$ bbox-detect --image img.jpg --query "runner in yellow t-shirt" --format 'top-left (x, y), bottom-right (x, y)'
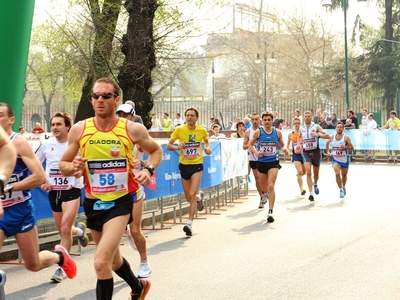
top-left (167, 107), bottom-right (212, 236)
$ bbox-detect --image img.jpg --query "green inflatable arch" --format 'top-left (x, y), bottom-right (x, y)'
top-left (0, 1), bottom-right (35, 131)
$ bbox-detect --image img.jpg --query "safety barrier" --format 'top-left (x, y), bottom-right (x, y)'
top-left (5, 127), bottom-right (398, 257)
top-left (2, 138), bottom-right (249, 259)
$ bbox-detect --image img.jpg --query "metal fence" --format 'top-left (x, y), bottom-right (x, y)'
top-left (20, 94), bottom-right (387, 131)
top-left (151, 95), bottom-right (386, 128)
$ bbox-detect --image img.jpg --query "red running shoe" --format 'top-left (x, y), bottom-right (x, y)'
top-left (130, 279), bottom-right (151, 300)
top-left (54, 244), bottom-right (77, 279)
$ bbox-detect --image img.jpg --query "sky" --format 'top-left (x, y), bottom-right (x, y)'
top-left (32, 0), bottom-right (382, 53)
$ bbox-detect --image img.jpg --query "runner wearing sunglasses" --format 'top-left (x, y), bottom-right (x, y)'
top-left (59, 77), bottom-right (162, 300)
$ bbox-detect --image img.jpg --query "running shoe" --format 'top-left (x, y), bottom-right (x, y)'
top-left (343, 187), bottom-right (346, 196)
top-left (131, 279), bottom-right (151, 300)
top-left (261, 192), bottom-right (268, 204)
top-left (0, 270), bottom-right (6, 300)
top-left (247, 175), bottom-right (252, 183)
top-left (51, 267), bottom-right (64, 283)
top-left (137, 261), bottom-right (152, 278)
top-left (267, 211), bottom-right (274, 223)
top-left (183, 224), bottom-right (192, 237)
top-left (313, 183), bottom-right (319, 195)
top-left (308, 194), bottom-right (314, 202)
top-left (77, 222), bottom-right (89, 247)
top-left (196, 191), bottom-right (204, 211)
top-left (300, 188), bottom-right (306, 196)
top-left (54, 244), bottom-right (77, 279)
top-left (340, 189), bottom-right (345, 198)
top-left (258, 198), bottom-right (265, 209)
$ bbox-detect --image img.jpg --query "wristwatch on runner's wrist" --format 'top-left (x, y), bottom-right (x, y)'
top-left (143, 165), bottom-right (155, 176)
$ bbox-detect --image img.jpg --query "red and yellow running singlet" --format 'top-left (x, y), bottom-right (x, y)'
top-left (79, 117), bottom-right (139, 201)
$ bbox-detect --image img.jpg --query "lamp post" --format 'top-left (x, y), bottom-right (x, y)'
top-left (263, 45), bottom-right (267, 112)
top-left (212, 60), bottom-right (215, 116)
top-left (256, 42), bottom-right (267, 112)
top-left (322, 0), bottom-right (356, 111)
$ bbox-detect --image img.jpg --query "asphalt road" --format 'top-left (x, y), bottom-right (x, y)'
top-left (2, 160), bottom-right (400, 300)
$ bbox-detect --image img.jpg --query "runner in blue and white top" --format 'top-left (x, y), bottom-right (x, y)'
top-left (0, 103), bottom-right (78, 295)
top-left (325, 121), bottom-right (354, 199)
top-left (249, 111), bottom-right (289, 223)
top-left (299, 111), bottom-right (330, 201)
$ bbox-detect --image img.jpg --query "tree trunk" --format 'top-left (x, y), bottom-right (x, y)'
top-left (118, 0), bottom-right (159, 129)
top-left (74, 0), bottom-right (122, 123)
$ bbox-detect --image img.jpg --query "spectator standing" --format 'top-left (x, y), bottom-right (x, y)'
top-left (32, 122), bottom-right (44, 133)
top-left (318, 115), bottom-right (326, 128)
top-left (348, 109), bottom-right (358, 129)
top-left (330, 113), bottom-right (339, 127)
top-left (272, 112), bottom-right (282, 129)
top-left (360, 108), bottom-right (369, 130)
top-left (313, 109), bottom-right (322, 124)
top-left (173, 112), bottom-right (184, 127)
top-left (149, 113), bottom-right (161, 131)
top-left (230, 121), bottom-right (245, 138)
top-left (293, 109), bottom-right (303, 125)
top-left (125, 100), bottom-right (143, 124)
top-left (366, 113), bottom-right (378, 160)
top-left (231, 117), bottom-right (241, 130)
top-left (379, 110), bottom-right (400, 162)
top-left (340, 112), bottom-right (347, 124)
top-left (162, 112), bottom-right (173, 131)
top-left (344, 118), bottom-right (356, 159)
top-left (210, 124), bottom-right (226, 139)
top-left (209, 116), bottom-right (215, 129)
top-left (243, 116), bottom-right (252, 130)
top-left (321, 116), bottom-right (335, 129)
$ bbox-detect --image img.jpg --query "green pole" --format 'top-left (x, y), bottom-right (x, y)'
top-left (343, 0), bottom-right (350, 111)
top-left (0, 1), bottom-right (35, 131)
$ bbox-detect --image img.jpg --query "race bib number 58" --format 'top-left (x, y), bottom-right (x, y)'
top-left (87, 159), bottom-right (128, 194)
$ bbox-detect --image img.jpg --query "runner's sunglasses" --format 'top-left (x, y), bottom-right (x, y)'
top-left (90, 92), bottom-right (118, 99)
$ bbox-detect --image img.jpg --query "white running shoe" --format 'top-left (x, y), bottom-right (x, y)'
top-left (51, 267), bottom-right (64, 283)
top-left (259, 192), bottom-right (268, 208)
top-left (196, 191), bottom-right (204, 211)
top-left (138, 261), bottom-right (152, 278)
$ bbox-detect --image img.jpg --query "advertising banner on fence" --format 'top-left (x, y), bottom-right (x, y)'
top-left (200, 141), bottom-right (222, 189)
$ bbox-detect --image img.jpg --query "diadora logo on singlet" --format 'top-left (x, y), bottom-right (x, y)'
top-left (89, 140), bottom-right (121, 145)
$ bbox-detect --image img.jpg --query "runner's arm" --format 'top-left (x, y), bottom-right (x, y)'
top-left (0, 126), bottom-right (16, 186)
top-left (12, 135), bottom-right (46, 191)
top-left (59, 122), bottom-right (86, 176)
top-left (345, 136), bottom-right (354, 151)
top-left (316, 125), bottom-right (330, 139)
